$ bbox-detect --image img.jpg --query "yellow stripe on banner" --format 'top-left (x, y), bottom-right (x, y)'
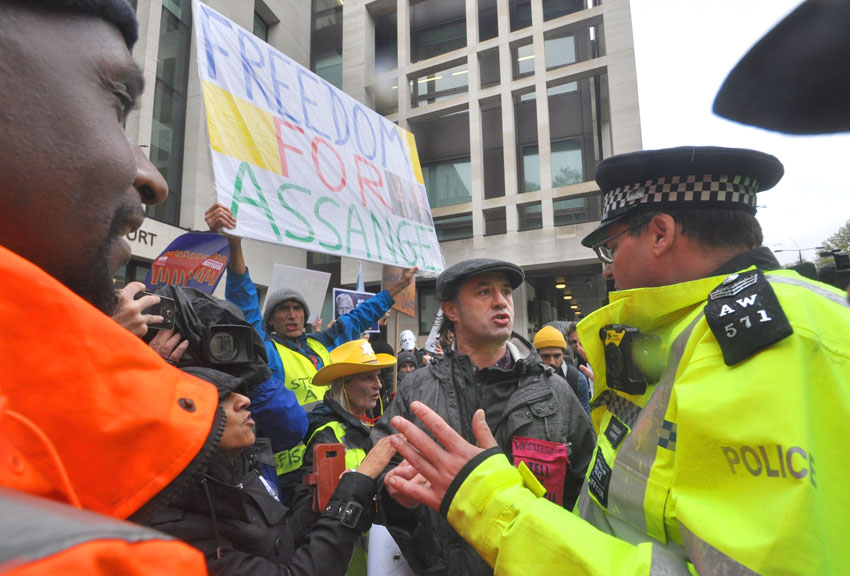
top-left (402, 126), bottom-right (424, 185)
top-left (203, 81), bottom-right (282, 176)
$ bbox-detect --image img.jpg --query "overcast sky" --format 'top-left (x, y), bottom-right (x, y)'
top-left (630, 0), bottom-right (850, 265)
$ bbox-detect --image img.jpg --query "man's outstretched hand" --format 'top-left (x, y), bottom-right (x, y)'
top-left (386, 402), bottom-right (498, 512)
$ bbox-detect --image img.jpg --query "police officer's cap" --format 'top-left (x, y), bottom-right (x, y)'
top-left (714, 0), bottom-right (850, 135)
top-left (581, 146), bottom-right (784, 248)
top-left (436, 258), bottom-right (524, 301)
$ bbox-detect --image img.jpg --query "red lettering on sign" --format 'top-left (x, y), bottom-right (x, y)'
top-left (312, 136), bottom-right (346, 192)
top-left (512, 436), bottom-right (568, 506)
top-left (274, 117), bottom-right (305, 177)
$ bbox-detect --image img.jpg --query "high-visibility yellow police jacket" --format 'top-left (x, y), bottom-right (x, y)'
top-left (441, 262), bottom-right (850, 575)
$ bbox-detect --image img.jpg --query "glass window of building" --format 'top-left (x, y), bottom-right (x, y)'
top-left (410, 61), bottom-right (468, 108)
top-left (518, 202), bottom-right (543, 231)
top-left (514, 42), bottom-right (535, 78)
top-left (479, 48), bottom-right (500, 88)
top-left (478, 0), bottom-right (498, 41)
top-left (484, 207), bottom-right (507, 236)
top-left (509, 0), bottom-right (531, 32)
top-left (433, 213), bottom-right (473, 241)
top-left (514, 90), bottom-right (539, 193)
top-left (374, 10), bottom-right (398, 74)
top-left (551, 139), bottom-right (583, 187)
top-left (522, 146), bottom-right (541, 192)
top-left (553, 193), bottom-right (601, 226)
top-left (148, 0), bottom-right (191, 226)
top-left (113, 259), bottom-right (151, 290)
top-left (545, 33), bottom-right (576, 70)
top-left (544, 0), bottom-right (586, 21)
top-left (418, 285), bottom-right (438, 334)
top-left (410, 0), bottom-right (466, 63)
top-left (481, 99), bottom-right (505, 199)
top-left (253, 11), bottom-right (269, 42)
top-left (421, 158), bottom-right (471, 208)
top-left (311, 0), bottom-right (343, 88)
top-left (410, 109), bottom-right (471, 206)
top-left (547, 82), bottom-right (578, 96)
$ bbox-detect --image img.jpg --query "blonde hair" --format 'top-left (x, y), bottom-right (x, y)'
top-left (326, 379), bottom-right (347, 409)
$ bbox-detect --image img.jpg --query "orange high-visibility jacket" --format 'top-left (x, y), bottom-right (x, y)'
top-left (0, 245), bottom-right (222, 573)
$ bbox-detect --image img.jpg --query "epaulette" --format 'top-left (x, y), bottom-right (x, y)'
top-left (704, 269), bottom-right (793, 366)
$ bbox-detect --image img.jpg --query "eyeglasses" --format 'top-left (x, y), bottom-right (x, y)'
top-left (591, 220), bottom-right (650, 264)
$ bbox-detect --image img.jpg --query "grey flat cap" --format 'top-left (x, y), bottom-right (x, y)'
top-left (436, 259), bottom-right (524, 301)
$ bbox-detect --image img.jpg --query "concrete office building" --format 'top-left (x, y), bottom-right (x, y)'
top-left (121, 0), bottom-right (641, 343)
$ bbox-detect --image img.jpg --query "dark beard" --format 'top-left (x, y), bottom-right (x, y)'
top-left (64, 239), bottom-right (120, 315)
top-left (64, 202), bottom-right (142, 316)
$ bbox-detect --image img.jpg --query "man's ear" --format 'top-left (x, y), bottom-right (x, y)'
top-left (441, 301), bottom-right (460, 323)
top-left (648, 213), bottom-right (678, 257)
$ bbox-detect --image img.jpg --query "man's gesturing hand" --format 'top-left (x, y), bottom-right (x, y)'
top-left (387, 401), bottom-right (498, 512)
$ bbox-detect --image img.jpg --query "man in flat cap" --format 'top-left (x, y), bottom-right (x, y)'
top-left (384, 147), bottom-right (850, 575)
top-left (0, 0), bottom-right (218, 572)
top-left (372, 258), bottom-right (595, 576)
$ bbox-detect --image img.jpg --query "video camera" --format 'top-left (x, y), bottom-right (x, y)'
top-left (146, 285), bottom-right (271, 390)
top-left (599, 325), bottom-right (664, 395)
top-left (817, 249), bottom-right (850, 291)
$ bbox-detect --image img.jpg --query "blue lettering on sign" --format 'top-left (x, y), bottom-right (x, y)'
top-left (238, 29), bottom-right (272, 109)
top-left (198, 3), bottom-right (232, 80)
top-left (353, 103), bottom-right (377, 161)
top-left (268, 50), bottom-right (301, 124)
top-left (328, 82), bottom-right (350, 146)
top-left (380, 120), bottom-right (410, 172)
top-left (297, 68), bottom-right (331, 140)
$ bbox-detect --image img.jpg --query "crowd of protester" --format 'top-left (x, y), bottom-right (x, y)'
top-left (1, 1), bottom-right (849, 575)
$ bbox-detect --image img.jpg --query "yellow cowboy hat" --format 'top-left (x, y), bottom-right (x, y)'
top-left (312, 339), bottom-right (396, 386)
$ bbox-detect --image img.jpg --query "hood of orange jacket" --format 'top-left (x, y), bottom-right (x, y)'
top-left (0, 245), bottom-right (222, 520)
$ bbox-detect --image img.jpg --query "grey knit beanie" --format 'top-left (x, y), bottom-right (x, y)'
top-left (263, 287), bottom-right (310, 326)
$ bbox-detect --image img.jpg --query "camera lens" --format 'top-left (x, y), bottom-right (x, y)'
top-left (209, 330), bottom-right (238, 362)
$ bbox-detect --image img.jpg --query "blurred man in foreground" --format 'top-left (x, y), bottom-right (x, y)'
top-left (0, 1), bottom-right (219, 571)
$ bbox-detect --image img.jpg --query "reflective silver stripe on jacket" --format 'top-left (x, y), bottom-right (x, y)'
top-left (606, 312), bottom-right (703, 538)
top-left (0, 487), bottom-right (175, 566)
top-left (579, 313), bottom-right (705, 575)
top-left (767, 273), bottom-right (850, 308)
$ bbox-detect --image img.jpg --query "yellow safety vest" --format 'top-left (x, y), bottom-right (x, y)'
top-left (443, 268), bottom-right (850, 575)
top-left (273, 338), bottom-right (330, 408)
top-left (272, 338), bottom-right (330, 476)
top-left (306, 420), bottom-right (368, 576)
top-left (306, 420), bottom-right (367, 470)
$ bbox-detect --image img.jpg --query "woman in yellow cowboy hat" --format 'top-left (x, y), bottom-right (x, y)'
top-left (296, 339), bottom-right (396, 576)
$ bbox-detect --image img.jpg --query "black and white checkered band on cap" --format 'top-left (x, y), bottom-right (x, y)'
top-left (601, 173), bottom-right (758, 221)
top-left (581, 146), bottom-right (783, 248)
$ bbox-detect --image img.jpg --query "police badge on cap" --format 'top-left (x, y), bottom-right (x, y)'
top-left (581, 146), bottom-right (784, 248)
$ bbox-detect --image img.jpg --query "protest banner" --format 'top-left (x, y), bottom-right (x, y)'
top-left (192, 1), bottom-right (445, 275)
top-left (145, 231), bottom-right (229, 294)
top-left (265, 264), bottom-right (331, 325)
top-left (333, 288), bottom-right (379, 333)
top-left (383, 265), bottom-right (415, 317)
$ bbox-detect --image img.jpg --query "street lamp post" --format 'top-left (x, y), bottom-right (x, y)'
top-left (774, 246), bottom-right (825, 264)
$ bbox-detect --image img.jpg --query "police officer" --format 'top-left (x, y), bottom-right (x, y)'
top-left (384, 146), bottom-right (850, 575)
